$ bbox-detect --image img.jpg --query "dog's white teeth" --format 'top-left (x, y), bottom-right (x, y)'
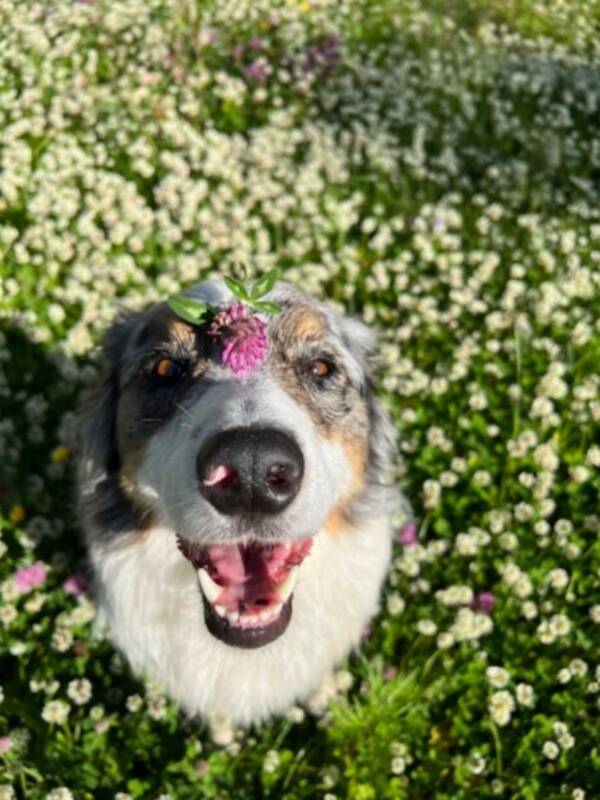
top-left (226, 610), bottom-right (240, 624)
top-left (198, 568), bottom-right (221, 604)
top-left (276, 566), bottom-right (299, 602)
top-left (272, 602), bottom-right (283, 616)
top-left (214, 604), bottom-right (227, 618)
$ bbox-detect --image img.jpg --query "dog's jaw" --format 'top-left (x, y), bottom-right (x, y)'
top-left (87, 515), bottom-right (393, 726)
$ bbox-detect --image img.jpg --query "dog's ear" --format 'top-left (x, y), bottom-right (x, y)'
top-left (75, 313), bottom-right (140, 488)
top-left (340, 316), bottom-right (398, 488)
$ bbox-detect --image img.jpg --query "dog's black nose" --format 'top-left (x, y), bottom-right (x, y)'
top-left (197, 428), bottom-right (304, 515)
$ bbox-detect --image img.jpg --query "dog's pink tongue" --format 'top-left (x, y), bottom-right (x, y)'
top-left (205, 540), bottom-right (312, 612)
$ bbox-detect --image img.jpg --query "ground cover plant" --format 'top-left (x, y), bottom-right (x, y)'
top-left (0, 0), bottom-right (599, 797)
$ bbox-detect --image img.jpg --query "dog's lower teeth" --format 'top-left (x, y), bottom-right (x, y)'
top-left (226, 610), bottom-right (240, 624)
top-left (214, 604), bottom-right (227, 618)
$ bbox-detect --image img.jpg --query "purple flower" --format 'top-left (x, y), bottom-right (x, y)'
top-left (63, 572), bottom-right (89, 596)
top-left (248, 36), bottom-right (265, 50)
top-left (472, 591), bottom-right (496, 614)
top-left (0, 737), bottom-right (12, 755)
top-left (244, 59), bottom-right (270, 83)
top-left (397, 521), bottom-right (418, 547)
top-left (209, 303), bottom-right (269, 376)
top-left (383, 665), bottom-right (398, 681)
top-left (14, 562), bottom-right (47, 593)
top-left (303, 34), bottom-right (341, 76)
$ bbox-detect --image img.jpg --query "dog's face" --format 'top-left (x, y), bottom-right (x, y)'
top-left (78, 281), bottom-right (396, 651)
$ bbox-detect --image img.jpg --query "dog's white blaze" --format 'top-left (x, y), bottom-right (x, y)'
top-left (89, 513), bottom-right (393, 727)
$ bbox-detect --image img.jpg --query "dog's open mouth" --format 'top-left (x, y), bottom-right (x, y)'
top-left (177, 536), bottom-right (313, 648)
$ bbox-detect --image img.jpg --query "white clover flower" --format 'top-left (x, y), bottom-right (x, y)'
top-left (557, 668), bottom-right (572, 684)
top-left (455, 532), bottom-right (478, 556)
top-left (416, 619), bottom-right (437, 636)
top-left (585, 445), bottom-right (600, 467)
top-left (572, 790), bottom-right (586, 800)
top-left (147, 695), bottom-right (167, 720)
top-left (46, 790), bottom-right (74, 800)
top-left (126, 694), bottom-right (143, 713)
top-left (546, 569), bottom-right (569, 592)
top-left (390, 757), bottom-right (405, 774)
top-left (515, 683), bottom-right (535, 707)
top-left (536, 620), bottom-right (555, 645)
top-left (286, 706), bottom-right (305, 724)
top-left (335, 670), bottom-right (353, 692)
top-left (489, 691), bottom-right (515, 726)
top-left (550, 614), bottom-right (571, 637)
top-left (569, 465), bottom-right (590, 483)
top-left (0, 605), bottom-right (17, 626)
top-left (569, 659), bottom-right (588, 677)
top-left (67, 679), bottom-right (92, 705)
top-left (422, 479), bottom-right (441, 509)
top-left (437, 632), bottom-right (454, 649)
top-left (473, 470), bottom-right (492, 487)
top-left (559, 733), bottom-right (575, 750)
top-left (42, 700), bottom-right (70, 725)
top-left (440, 470), bottom-right (459, 487)
top-left (51, 628), bottom-right (73, 653)
top-left (501, 563), bottom-right (522, 586)
top-left (263, 749), bottom-right (280, 773)
top-left (514, 502), bottom-right (533, 522)
top-left (589, 605), bottom-right (600, 623)
top-left (435, 585), bottom-right (474, 606)
top-left (542, 741), bottom-right (559, 760)
top-left (450, 608), bottom-right (493, 642)
top-left (386, 592), bottom-right (406, 616)
top-left (486, 667), bottom-right (509, 688)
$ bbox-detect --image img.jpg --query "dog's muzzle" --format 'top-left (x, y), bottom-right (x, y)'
top-left (178, 427), bottom-right (311, 649)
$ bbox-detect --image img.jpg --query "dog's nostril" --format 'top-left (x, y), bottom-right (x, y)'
top-left (202, 464), bottom-right (239, 489)
top-left (265, 464), bottom-right (292, 490)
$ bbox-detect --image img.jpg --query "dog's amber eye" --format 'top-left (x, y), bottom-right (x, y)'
top-left (308, 359), bottom-right (334, 379)
top-left (152, 358), bottom-right (185, 383)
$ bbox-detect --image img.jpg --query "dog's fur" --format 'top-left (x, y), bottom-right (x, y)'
top-left (76, 280), bottom-right (399, 729)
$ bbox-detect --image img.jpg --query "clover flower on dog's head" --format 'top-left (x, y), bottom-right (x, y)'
top-left (208, 302), bottom-right (269, 376)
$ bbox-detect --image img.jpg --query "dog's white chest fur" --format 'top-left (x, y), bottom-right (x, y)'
top-left (90, 516), bottom-right (392, 726)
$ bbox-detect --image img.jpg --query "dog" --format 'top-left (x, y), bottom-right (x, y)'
top-left (76, 279), bottom-right (400, 733)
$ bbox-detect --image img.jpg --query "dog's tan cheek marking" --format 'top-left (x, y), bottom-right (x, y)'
top-left (322, 436), bottom-right (368, 538)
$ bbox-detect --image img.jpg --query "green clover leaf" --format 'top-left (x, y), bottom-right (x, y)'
top-left (168, 296), bottom-right (212, 325)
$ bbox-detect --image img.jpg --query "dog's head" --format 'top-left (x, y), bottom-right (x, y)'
top-left (77, 281), bottom-right (397, 649)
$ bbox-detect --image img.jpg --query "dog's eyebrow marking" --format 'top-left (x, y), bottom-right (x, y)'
top-left (167, 318), bottom-right (197, 345)
top-left (285, 306), bottom-right (325, 342)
